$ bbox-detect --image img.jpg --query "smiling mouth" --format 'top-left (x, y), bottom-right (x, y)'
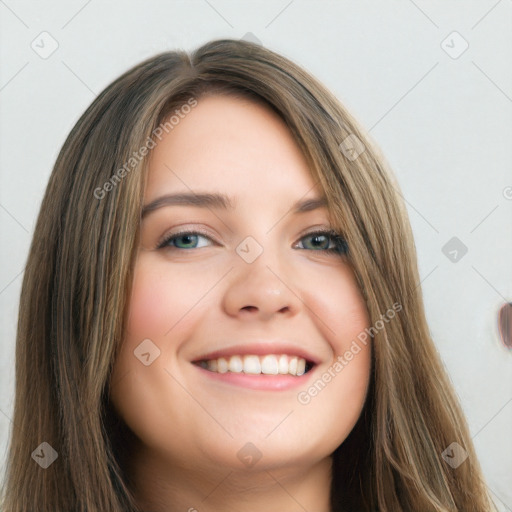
top-left (193, 354), bottom-right (315, 376)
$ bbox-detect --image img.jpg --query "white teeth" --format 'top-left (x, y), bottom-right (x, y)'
top-left (288, 357), bottom-right (298, 376)
top-left (243, 355), bottom-right (261, 374)
top-left (198, 354), bottom-right (310, 376)
top-left (297, 358), bottom-right (306, 376)
top-left (228, 355), bottom-right (243, 373)
top-left (278, 354), bottom-right (288, 374)
top-left (261, 355), bottom-right (279, 375)
top-left (217, 357), bottom-right (228, 374)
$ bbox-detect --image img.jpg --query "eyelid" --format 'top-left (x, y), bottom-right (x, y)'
top-left (297, 225), bottom-right (345, 242)
top-left (299, 225), bottom-right (340, 237)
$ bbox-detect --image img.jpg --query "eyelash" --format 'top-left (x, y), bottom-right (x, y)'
top-left (156, 228), bottom-right (348, 255)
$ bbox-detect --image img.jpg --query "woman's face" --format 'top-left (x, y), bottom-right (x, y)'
top-left (110, 94), bottom-right (372, 475)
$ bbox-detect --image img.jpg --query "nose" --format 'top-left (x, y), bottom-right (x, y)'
top-left (221, 248), bottom-right (301, 321)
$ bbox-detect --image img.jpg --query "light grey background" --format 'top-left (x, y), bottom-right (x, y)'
top-left (1, 1), bottom-right (511, 508)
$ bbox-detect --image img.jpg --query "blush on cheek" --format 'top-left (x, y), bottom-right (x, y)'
top-left (125, 258), bottom-right (212, 347)
top-left (126, 258), bottom-right (177, 340)
top-left (126, 287), bottom-right (167, 342)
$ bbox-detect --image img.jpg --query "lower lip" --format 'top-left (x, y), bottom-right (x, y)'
top-left (192, 364), bottom-right (316, 391)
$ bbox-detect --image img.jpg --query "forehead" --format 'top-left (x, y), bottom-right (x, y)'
top-left (144, 94), bottom-right (319, 202)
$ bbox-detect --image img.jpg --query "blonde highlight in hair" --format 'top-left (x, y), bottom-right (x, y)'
top-left (1, 39), bottom-right (497, 511)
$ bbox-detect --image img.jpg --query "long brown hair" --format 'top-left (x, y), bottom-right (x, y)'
top-left (1, 38), bottom-right (497, 512)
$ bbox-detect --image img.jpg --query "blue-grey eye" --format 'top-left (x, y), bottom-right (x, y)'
top-left (157, 229), bottom-right (348, 255)
top-left (157, 231), bottom-right (211, 250)
top-left (298, 231), bottom-right (348, 254)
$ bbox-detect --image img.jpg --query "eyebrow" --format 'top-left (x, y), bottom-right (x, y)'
top-left (141, 192), bottom-right (328, 218)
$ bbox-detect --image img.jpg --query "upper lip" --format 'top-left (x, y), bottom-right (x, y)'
top-left (191, 341), bottom-right (321, 366)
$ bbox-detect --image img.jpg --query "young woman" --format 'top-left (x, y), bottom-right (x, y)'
top-left (1, 38), bottom-right (497, 511)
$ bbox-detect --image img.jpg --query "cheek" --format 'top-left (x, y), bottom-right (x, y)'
top-left (125, 255), bottom-right (209, 342)
top-left (289, 264), bottom-right (371, 442)
top-left (125, 259), bottom-right (177, 339)
top-left (305, 263), bottom-right (370, 352)
top-left (327, 273), bottom-right (372, 398)
top-left (108, 257), bottom-right (205, 452)
top-left (109, 257), bottom-right (193, 410)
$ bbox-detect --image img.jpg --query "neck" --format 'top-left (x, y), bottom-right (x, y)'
top-left (129, 445), bottom-right (333, 512)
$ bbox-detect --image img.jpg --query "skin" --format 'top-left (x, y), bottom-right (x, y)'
top-left (109, 94), bottom-right (372, 512)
